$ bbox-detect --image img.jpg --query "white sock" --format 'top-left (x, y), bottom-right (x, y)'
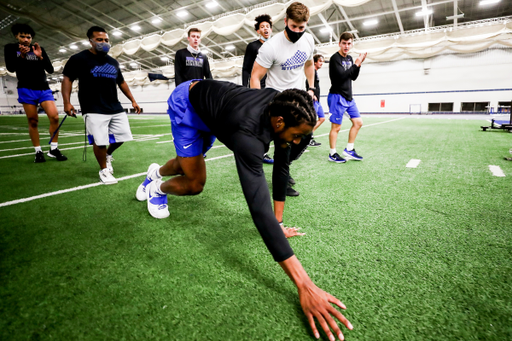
top-left (34, 146), bottom-right (42, 153)
top-left (346, 143), bottom-right (354, 151)
top-left (156, 167), bottom-right (162, 179)
top-left (50, 142), bottom-right (58, 150)
top-left (330, 148), bottom-right (336, 155)
top-left (154, 179), bottom-right (166, 195)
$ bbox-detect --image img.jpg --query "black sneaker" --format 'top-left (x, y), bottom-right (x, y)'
top-left (47, 148), bottom-right (68, 161)
top-left (34, 151), bottom-right (46, 163)
top-left (263, 153), bottom-right (274, 164)
top-left (286, 185), bottom-right (300, 197)
top-left (309, 139), bottom-right (321, 147)
top-left (328, 153), bottom-right (346, 163)
top-left (288, 176), bottom-right (296, 186)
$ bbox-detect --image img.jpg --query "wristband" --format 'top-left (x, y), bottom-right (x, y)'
top-left (308, 87), bottom-right (316, 92)
top-left (278, 221), bottom-right (284, 227)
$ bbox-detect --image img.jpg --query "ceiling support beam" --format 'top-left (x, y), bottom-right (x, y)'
top-left (391, 0), bottom-right (404, 34)
top-left (421, 0), bottom-right (430, 30)
top-left (335, 5), bottom-right (359, 39)
top-left (453, 0), bottom-right (458, 28)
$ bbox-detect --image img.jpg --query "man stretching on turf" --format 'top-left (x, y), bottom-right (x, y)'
top-left (328, 32), bottom-right (367, 163)
top-left (4, 23), bottom-right (67, 163)
top-left (137, 79), bottom-right (353, 341)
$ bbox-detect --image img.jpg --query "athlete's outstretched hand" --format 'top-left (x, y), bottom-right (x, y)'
top-left (281, 225), bottom-right (305, 238)
top-left (32, 43), bottom-right (43, 60)
top-left (299, 281), bottom-right (353, 340)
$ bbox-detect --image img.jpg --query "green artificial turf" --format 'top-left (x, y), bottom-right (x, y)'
top-left (1, 114), bottom-right (511, 340)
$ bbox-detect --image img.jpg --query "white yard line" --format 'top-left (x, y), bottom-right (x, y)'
top-left (406, 159), bottom-right (421, 168)
top-left (0, 140), bottom-right (86, 152)
top-left (314, 116), bottom-right (408, 138)
top-left (489, 165), bottom-right (505, 177)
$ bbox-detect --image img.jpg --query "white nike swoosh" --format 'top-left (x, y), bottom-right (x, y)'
top-left (183, 144), bottom-right (192, 149)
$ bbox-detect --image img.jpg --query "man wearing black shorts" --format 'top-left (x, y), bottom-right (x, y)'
top-left (4, 23), bottom-right (67, 163)
top-left (137, 80), bottom-right (353, 341)
top-left (62, 26), bottom-right (141, 184)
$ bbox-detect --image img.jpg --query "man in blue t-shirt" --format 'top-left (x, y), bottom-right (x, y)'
top-left (62, 26), bottom-right (141, 184)
top-left (328, 32), bottom-right (367, 163)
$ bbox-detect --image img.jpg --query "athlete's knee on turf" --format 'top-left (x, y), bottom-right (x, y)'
top-left (187, 180), bottom-right (204, 195)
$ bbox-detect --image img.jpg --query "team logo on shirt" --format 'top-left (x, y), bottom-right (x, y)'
top-left (281, 50), bottom-right (308, 71)
top-left (17, 51), bottom-right (38, 61)
top-left (342, 60), bottom-right (352, 70)
top-left (186, 56), bottom-right (204, 67)
top-left (90, 64), bottom-right (118, 79)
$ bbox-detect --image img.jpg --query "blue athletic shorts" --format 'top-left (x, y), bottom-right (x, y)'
top-left (17, 88), bottom-right (54, 106)
top-left (327, 93), bottom-right (360, 125)
top-left (167, 80), bottom-right (216, 158)
top-left (314, 100), bottom-right (325, 118)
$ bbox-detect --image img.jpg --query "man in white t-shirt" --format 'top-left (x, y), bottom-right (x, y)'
top-left (250, 2), bottom-right (316, 197)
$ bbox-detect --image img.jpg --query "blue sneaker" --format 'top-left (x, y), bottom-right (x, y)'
top-left (263, 153), bottom-right (274, 164)
top-left (136, 163), bottom-right (160, 201)
top-left (147, 181), bottom-right (170, 219)
top-left (328, 153), bottom-right (346, 163)
top-left (342, 148), bottom-right (363, 161)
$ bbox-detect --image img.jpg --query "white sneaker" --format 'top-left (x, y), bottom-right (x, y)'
top-left (99, 168), bottom-right (118, 185)
top-left (147, 181), bottom-right (170, 219)
top-left (136, 163), bottom-right (161, 201)
top-left (106, 155), bottom-right (114, 174)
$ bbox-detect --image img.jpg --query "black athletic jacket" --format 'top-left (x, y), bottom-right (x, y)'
top-left (4, 43), bottom-right (53, 90)
top-left (189, 80), bottom-right (293, 262)
top-left (242, 40), bottom-right (266, 88)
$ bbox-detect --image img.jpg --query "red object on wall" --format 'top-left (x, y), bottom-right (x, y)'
top-left (380, 100), bottom-right (385, 108)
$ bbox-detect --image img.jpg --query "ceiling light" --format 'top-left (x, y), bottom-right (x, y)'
top-left (119, 65), bottom-right (125, 69)
top-left (152, 18), bottom-right (162, 24)
top-left (416, 9), bottom-right (433, 16)
top-left (0, 67), bottom-right (5, 71)
top-left (225, 44), bottom-right (235, 50)
top-left (82, 40), bottom-right (89, 45)
top-left (202, 49), bottom-right (209, 54)
top-left (206, 1), bottom-right (218, 8)
top-left (176, 10), bottom-right (188, 17)
top-left (480, 0), bottom-right (500, 5)
top-left (59, 48), bottom-right (66, 53)
top-left (131, 25), bottom-right (141, 31)
top-left (130, 62), bottom-right (138, 66)
top-left (363, 19), bottom-right (378, 26)
top-left (160, 56), bottom-right (169, 61)
top-left (113, 31), bottom-right (122, 36)
top-left (320, 27), bottom-right (332, 33)
top-left (70, 45), bottom-right (78, 50)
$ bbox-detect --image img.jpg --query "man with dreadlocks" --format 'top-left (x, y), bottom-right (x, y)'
top-left (137, 79), bottom-right (353, 341)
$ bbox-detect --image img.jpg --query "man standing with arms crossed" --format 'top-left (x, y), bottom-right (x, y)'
top-left (328, 32), bottom-right (367, 163)
top-left (242, 14), bottom-right (275, 164)
top-left (174, 28), bottom-right (213, 86)
top-left (250, 2), bottom-right (316, 197)
top-left (4, 23), bottom-right (67, 163)
top-left (306, 54), bottom-right (326, 147)
top-left (62, 26), bottom-right (141, 184)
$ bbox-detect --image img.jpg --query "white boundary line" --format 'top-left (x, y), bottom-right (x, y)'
top-left (489, 165), bottom-right (505, 177)
top-left (0, 117), bottom-right (404, 208)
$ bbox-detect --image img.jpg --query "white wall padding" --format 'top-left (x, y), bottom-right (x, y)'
top-left (141, 34), bottom-right (162, 52)
top-left (212, 14), bottom-right (247, 36)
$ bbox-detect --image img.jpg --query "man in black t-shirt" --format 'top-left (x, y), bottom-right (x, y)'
top-left (62, 26), bottom-right (141, 184)
top-left (305, 54), bottom-right (326, 147)
top-left (174, 28), bottom-right (212, 86)
top-left (137, 80), bottom-right (353, 341)
top-left (242, 14), bottom-right (274, 165)
top-left (4, 23), bottom-right (67, 163)
top-left (328, 32), bottom-right (367, 163)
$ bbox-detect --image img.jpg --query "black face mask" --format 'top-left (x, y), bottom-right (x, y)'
top-left (285, 25), bottom-right (305, 43)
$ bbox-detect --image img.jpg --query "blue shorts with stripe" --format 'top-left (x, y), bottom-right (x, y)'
top-left (327, 93), bottom-right (360, 125)
top-left (167, 80), bottom-right (216, 158)
top-left (313, 100), bottom-right (325, 118)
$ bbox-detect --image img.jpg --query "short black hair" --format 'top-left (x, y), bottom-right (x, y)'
top-left (11, 23), bottom-right (35, 38)
top-left (254, 14), bottom-right (272, 31)
top-left (267, 89), bottom-right (317, 128)
top-left (87, 26), bottom-right (107, 39)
